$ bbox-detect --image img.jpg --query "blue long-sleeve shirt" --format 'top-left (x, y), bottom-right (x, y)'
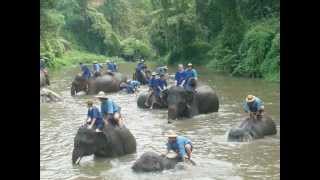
top-left (87, 106), bottom-right (103, 124)
top-left (107, 63), bottom-right (117, 72)
top-left (175, 71), bottom-right (187, 86)
top-left (185, 69), bottom-right (198, 80)
top-left (93, 63), bottom-right (102, 72)
top-left (166, 136), bottom-right (192, 158)
top-left (157, 79), bottom-right (167, 90)
top-left (100, 99), bottom-right (120, 115)
top-left (81, 65), bottom-right (91, 79)
top-left (243, 97), bottom-right (264, 113)
top-left (149, 77), bottom-right (158, 90)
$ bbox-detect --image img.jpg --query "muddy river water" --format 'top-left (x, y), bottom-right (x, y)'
top-left (40, 63), bottom-right (280, 180)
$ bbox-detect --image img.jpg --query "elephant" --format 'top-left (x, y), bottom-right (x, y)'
top-left (40, 88), bottom-right (62, 103)
top-left (227, 115), bottom-right (277, 142)
top-left (72, 125), bottom-right (137, 164)
top-left (137, 90), bottom-right (168, 109)
top-left (40, 70), bottom-right (50, 88)
top-left (132, 152), bottom-right (180, 172)
top-left (167, 85), bottom-right (219, 120)
top-left (70, 72), bottom-right (127, 96)
top-left (133, 69), bottom-right (151, 85)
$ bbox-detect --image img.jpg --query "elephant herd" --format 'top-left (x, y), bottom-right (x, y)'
top-left (41, 66), bottom-right (278, 172)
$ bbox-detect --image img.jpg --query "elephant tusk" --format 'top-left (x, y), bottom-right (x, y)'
top-left (75, 156), bottom-right (82, 165)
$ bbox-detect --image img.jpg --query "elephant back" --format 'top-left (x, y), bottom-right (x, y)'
top-left (137, 92), bottom-right (149, 108)
top-left (260, 115), bottom-right (277, 136)
top-left (195, 85), bottom-right (219, 113)
top-left (97, 126), bottom-right (136, 157)
top-left (112, 72), bottom-right (127, 83)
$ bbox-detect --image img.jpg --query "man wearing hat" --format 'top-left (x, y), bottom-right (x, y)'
top-left (95, 92), bottom-right (123, 127)
top-left (86, 100), bottom-right (104, 132)
top-left (79, 62), bottom-right (91, 80)
top-left (144, 72), bottom-right (158, 109)
top-left (162, 130), bottom-right (193, 161)
top-left (243, 95), bottom-right (265, 120)
top-left (106, 60), bottom-right (117, 73)
top-left (156, 65), bottom-right (168, 76)
top-left (93, 61), bottom-right (103, 77)
top-left (184, 62), bottom-right (198, 91)
top-left (157, 73), bottom-right (168, 99)
top-left (175, 64), bottom-right (187, 87)
top-left (135, 59), bottom-right (147, 82)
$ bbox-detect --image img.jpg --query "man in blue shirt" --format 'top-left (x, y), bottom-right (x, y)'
top-left (79, 63), bottom-right (91, 80)
top-left (243, 95), bottom-right (265, 120)
top-left (162, 130), bottom-right (193, 162)
top-left (175, 64), bottom-right (187, 87)
top-left (135, 59), bottom-right (147, 83)
top-left (106, 60), bottom-right (117, 73)
top-left (86, 100), bottom-right (104, 132)
top-left (157, 74), bottom-right (168, 97)
top-left (111, 60), bottom-right (118, 72)
top-left (184, 63), bottom-right (198, 91)
top-left (120, 80), bottom-right (141, 94)
top-left (156, 65), bottom-right (168, 76)
top-left (93, 61), bottom-right (103, 77)
top-left (96, 92), bottom-right (123, 127)
top-left (144, 72), bottom-right (158, 109)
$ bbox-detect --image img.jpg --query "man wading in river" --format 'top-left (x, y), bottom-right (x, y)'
top-left (86, 100), bottom-right (104, 132)
top-left (162, 130), bottom-right (193, 162)
top-left (243, 95), bottom-right (265, 121)
top-left (95, 92), bottom-right (123, 127)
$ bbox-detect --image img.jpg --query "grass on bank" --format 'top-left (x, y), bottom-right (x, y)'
top-left (52, 50), bottom-right (125, 69)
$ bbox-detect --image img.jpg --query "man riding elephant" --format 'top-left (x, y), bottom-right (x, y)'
top-left (86, 100), bottom-right (104, 132)
top-left (175, 64), bottom-right (187, 87)
top-left (92, 61), bottom-right (103, 77)
top-left (96, 92), bottom-right (123, 127)
top-left (120, 80), bottom-right (141, 94)
top-left (135, 59), bottom-right (148, 84)
top-left (243, 95), bottom-right (265, 120)
top-left (184, 63), bottom-right (198, 92)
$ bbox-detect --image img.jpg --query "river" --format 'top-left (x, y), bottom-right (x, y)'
top-left (40, 62), bottom-right (280, 180)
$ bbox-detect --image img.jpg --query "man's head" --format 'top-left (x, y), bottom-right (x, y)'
top-left (160, 74), bottom-right (165, 79)
top-left (151, 72), bottom-right (157, 78)
top-left (166, 130), bottom-right (177, 143)
top-left (95, 91), bottom-right (108, 102)
top-left (178, 64), bottom-right (184, 71)
top-left (187, 63), bottom-right (193, 70)
top-left (87, 100), bottom-right (93, 108)
top-left (246, 95), bottom-right (256, 106)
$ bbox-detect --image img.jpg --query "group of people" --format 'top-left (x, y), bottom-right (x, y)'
top-left (83, 58), bottom-right (265, 164)
top-left (79, 60), bottom-right (118, 80)
top-left (85, 91), bottom-right (123, 132)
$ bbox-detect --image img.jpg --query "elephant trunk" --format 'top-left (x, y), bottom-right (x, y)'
top-left (72, 148), bottom-right (82, 165)
top-left (168, 105), bottom-right (178, 120)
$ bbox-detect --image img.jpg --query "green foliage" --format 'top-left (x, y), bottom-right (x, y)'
top-left (120, 38), bottom-right (154, 61)
top-left (40, 0), bottom-right (279, 81)
top-left (232, 19), bottom-right (279, 79)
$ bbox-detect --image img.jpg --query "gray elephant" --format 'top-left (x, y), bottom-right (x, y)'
top-left (72, 125), bottom-right (137, 164)
top-left (70, 72), bottom-right (127, 96)
top-left (132, 152), bottom-right (180, 172)
top-left (227, 115), bottom-right (277, 142)
top-left (40, 71), bottom-right (50, 87)
top-left (167, 85), bottom-right (219, 120)
top-left (40, 88), bottom-right (62, 103)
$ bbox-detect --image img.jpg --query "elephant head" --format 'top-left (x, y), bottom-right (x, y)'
top-left (166, 86), bottom-right (194, 120)
top-left (71, 74), bottom-right (89, 96)
top-left (132, 152), bottom-right (179, 172)
top-left (227, 116), bottom-right (277, 142)
top-left (72, 125), bottom-right (137, 164)
top-left (72, 126), bottom-right (107, 164)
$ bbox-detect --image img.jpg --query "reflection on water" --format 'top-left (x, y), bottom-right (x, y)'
top-left (40, 63), bottom-right (279, 180)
